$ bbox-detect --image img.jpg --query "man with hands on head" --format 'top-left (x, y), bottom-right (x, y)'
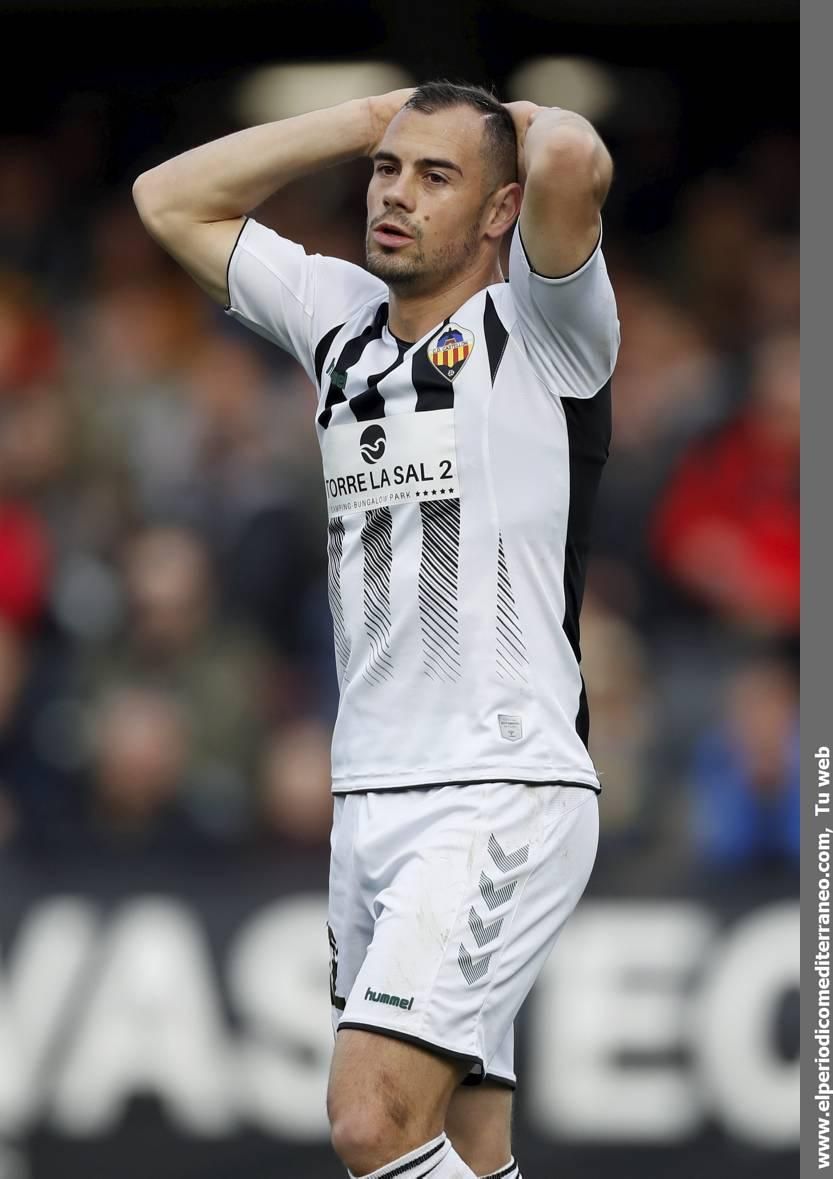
top-left (134, 80), bottom-right (618, 1179)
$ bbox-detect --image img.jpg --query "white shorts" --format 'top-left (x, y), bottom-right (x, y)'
top-left (327, 779), bottom-right (599, 1088)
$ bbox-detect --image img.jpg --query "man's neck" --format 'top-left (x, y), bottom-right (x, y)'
top-left (387, 257), bottom-right (504, 343)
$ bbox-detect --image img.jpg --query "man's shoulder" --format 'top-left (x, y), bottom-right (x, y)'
top-left (314, 268), bottom-right (388, 335)
top-left (427, 279), bottom-right (517, 331)
top-left (237, 218), bottom-right (386, 312)
top-left (311, 252), bottom-right (388, 326)
top-left (315, 251), bottom-right (386, 293)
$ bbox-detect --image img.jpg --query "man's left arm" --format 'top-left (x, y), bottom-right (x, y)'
top-left (509, 103), bottom-right (613, 278)
top-left (502, 103), bottom-right (619, 401)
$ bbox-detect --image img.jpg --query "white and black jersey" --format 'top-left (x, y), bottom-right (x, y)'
top-left (225, 217), bottom-right (620, 794)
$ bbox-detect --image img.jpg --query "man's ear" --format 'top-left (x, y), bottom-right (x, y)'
top-left (485, 182), bottom-right (523, 240)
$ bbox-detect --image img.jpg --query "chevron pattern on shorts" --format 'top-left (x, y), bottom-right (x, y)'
top-left (468, 906), bottom-right (504, 948)
top-left (478, 871), bottom-right (517, 912)
top-left (458, 943), bottom-right (492, 984)
top-left (488, 833), bottom-right (529, 873)
top-left (457, 831), bottom-right (532, 985)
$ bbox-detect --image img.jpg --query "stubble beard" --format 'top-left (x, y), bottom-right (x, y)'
top-left (365, 220), bottom-right (482, 296)
top-left (365, 233), bottom-right (427, 288)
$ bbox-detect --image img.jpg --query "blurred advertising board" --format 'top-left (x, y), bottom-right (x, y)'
top-left (0, 851), bottom-right (797, 1179)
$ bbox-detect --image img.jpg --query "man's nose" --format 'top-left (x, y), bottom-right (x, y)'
top-left (383, 176), bottom-right (416, 212)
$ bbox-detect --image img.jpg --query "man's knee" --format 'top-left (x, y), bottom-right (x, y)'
top-left (328, 1085), bottom-right (419, 1173)
top-left (327, 1029), bottom-right (461, 1173)
top-left (329, 1103), bottom-right (385, 1174)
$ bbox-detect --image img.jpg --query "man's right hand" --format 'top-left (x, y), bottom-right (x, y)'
top-left (134, 86), bottom-right (414, 309)
top-left (365, 88), bottom-right (416, 155)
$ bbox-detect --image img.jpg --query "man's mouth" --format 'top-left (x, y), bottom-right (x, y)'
top-left (372, 222), bottom-right (415, 248)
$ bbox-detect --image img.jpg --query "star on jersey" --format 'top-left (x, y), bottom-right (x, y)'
top-left (427, 324), bottom-right (474, 382)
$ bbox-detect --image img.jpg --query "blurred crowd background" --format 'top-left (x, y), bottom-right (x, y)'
top-left (0, 3), bottom-right (800, 1173)
top-left (0, 47), bottom-right (799, 884)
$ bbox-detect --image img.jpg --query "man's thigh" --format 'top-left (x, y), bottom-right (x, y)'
top-left (327, 1026), bottom-right (465, 1134)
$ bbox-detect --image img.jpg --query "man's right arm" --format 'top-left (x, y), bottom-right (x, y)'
top-left (132, 89), bottom-right (413, 306)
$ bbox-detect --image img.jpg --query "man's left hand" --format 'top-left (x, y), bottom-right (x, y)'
top-left (503, 101), bottom-right (541, 184)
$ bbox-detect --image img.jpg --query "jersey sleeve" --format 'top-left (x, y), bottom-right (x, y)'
top-left (223, 217), bottom-right (385, 386)
top-left (507, 218), bottom-right (620, 399)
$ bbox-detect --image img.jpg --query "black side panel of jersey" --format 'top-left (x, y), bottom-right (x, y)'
top-left (318, 302), bottom-right (389, 428)
top-left (560, 380), bottom-right (612, 747)
top-left (484, 292), bottom-right (510, 384)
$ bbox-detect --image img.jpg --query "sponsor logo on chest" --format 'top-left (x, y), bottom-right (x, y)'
top-left (320, 409), bottom-right (460, 517)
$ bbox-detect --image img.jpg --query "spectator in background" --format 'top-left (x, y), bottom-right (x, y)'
top-left (258, 717), bottom-right (334, 849)
top-left (82, 683), bottom-right (207, 853)
top-left (673, 173), bottom-right (765, 351)
top-left (0, 382), bottom-right (89, 557)
top-left (588, 266), bottom-right (727, 624)
top-left (0, 618), bottom-right (82, 851)
top-left (0, 372), bottom-right (137, 655)
top-left (179, 330), bottom-right (320, 659)
top-left (579, 589), bottom-right (658, 846)
top-left (82, 524), bottom-right (276, 838)
top-left (0, 380), bottom-right (57, 635)
top-left (686, 649), bottom-right (799, 870)
top-left (0, 495), bottom-right (50, 634)
top-left (649, 328), bottom-right (799, 636)
top-left (0, 620), bottom-right (34, 846)
top-left (0, 272), bottom-right (63, 395)
top-left (744, 234), bottom-right (800, 341)
top-left (71, 275), bottom-right (206, 520)
top-left (0, 137), bottom-right (64, 310)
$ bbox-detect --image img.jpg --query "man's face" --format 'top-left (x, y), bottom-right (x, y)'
top-left (365, 105), bottom-right (492, 295)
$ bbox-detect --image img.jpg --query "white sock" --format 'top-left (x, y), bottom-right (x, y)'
top-left (349, 1132), bottom-right (478, 1179)
top-left (479, 1160), bottom-right (521, 1179)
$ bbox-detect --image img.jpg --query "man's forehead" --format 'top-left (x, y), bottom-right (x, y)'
top-left (381, 105), bottom-right (485, 170)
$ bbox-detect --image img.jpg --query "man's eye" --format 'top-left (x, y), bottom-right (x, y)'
top-left (427, 173), bottom-right (448, 184)
top-left (377, 164), bottom-right (396, 176)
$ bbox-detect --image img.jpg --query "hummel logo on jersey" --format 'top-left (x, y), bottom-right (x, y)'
top-left (359, 424), bottom-right (387, 464)
top-left (365, 986), bottom-right (414, 1010)
top-left (427, 323), bottom-right (474, 382)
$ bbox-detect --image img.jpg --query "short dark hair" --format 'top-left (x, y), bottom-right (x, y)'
top-left (403, 80), bottom-right (517, 192)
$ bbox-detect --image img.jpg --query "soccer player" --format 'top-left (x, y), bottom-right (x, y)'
top-left (133, 80), bottom-right (619, 1179)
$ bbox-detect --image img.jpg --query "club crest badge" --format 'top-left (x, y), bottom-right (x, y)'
top-left (427, 324), bottom-right (475, 382)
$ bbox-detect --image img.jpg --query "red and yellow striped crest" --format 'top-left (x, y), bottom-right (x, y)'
top-left (427, 324), bottom-right (475, 382)
top-left (431, 341), bottom-right (471, 367)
